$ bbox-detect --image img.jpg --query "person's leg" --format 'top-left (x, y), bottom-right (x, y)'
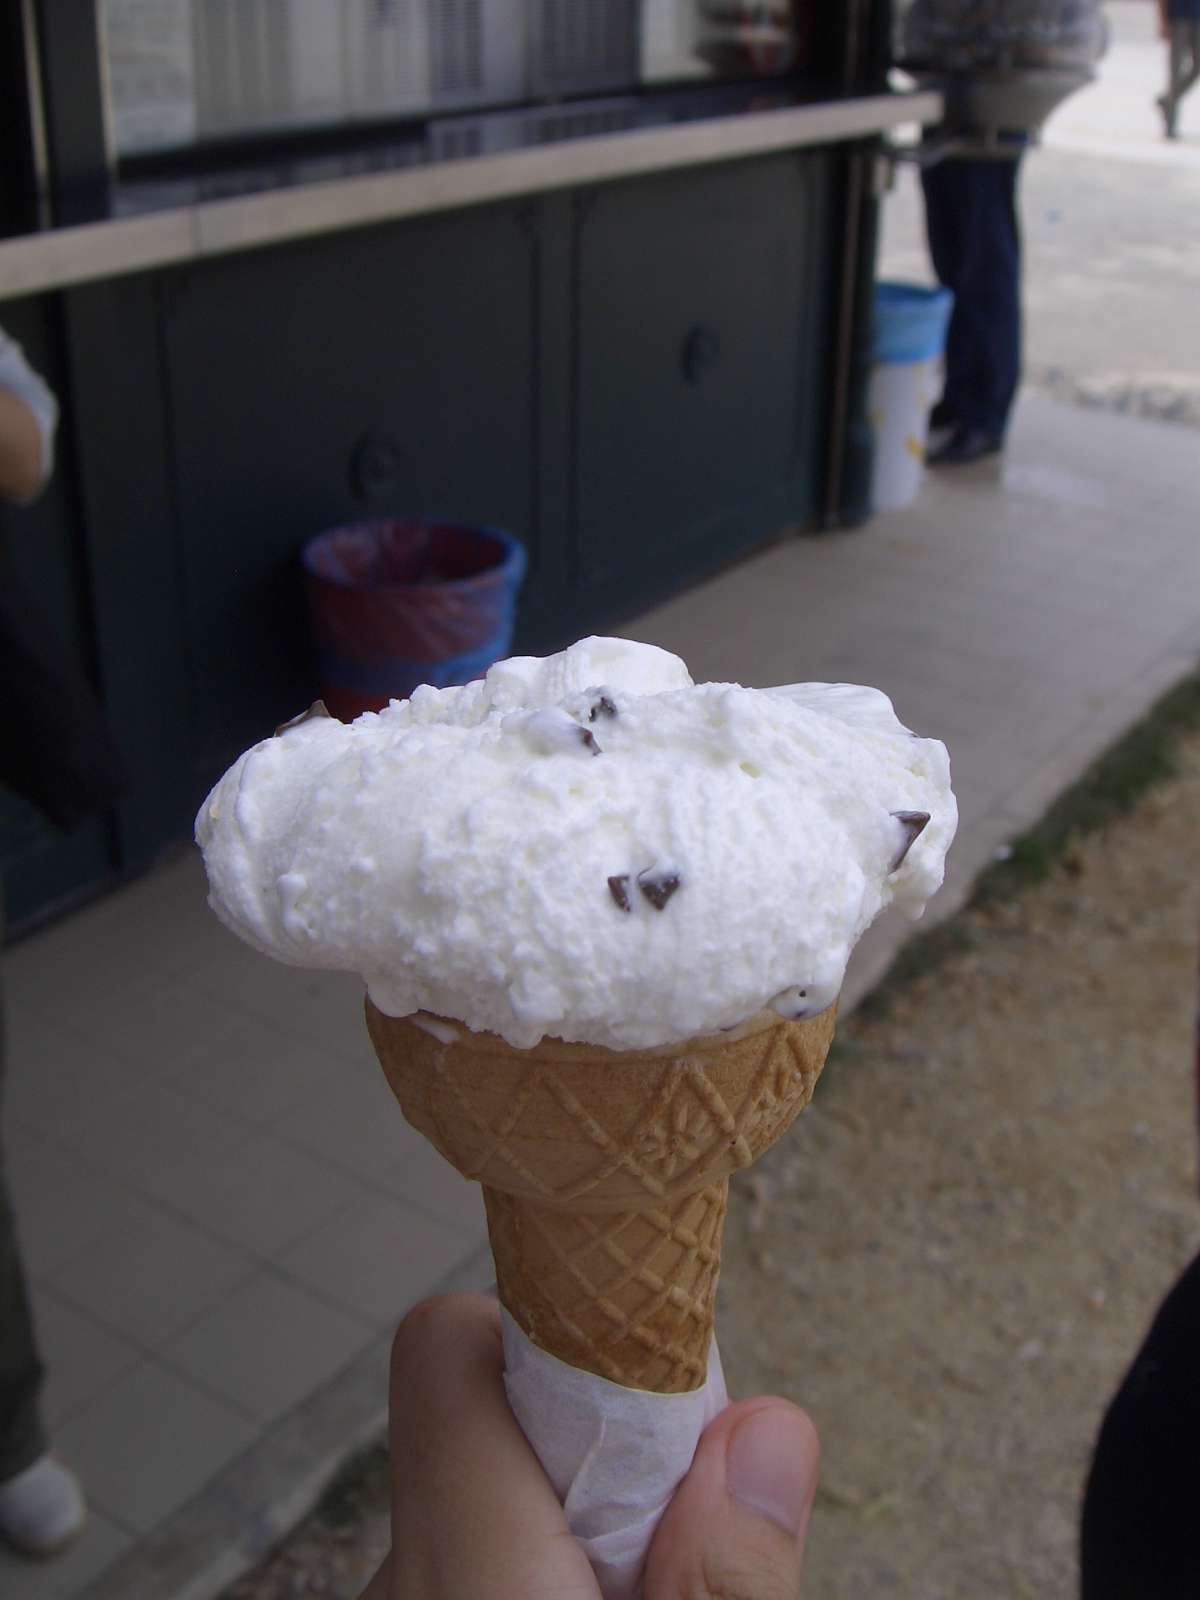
top-left (0, 979), bottom-right (46, 1486)
top-left (1163, 20), bottom-right (1191, 134)
top-left (1179, 21), bottom-right (1200, 102)
top-left (921, 158), bottom-right (969, 427)
top-left (920, 159), bottom-right (968, 429)
top-left (1080, 1251), bottom-right (1200, 1598)
top-left (0, 963), bottom-right (86, 1559)
top-left (921, 159), bottom-right (967, 301)
top-left (922, 157), bottom-right (1021, 444)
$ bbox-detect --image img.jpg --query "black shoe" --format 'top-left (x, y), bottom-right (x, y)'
top-left (929, 399), bottom-right (958, 431)
top-left (926, 424), bottom-right (1003, 465)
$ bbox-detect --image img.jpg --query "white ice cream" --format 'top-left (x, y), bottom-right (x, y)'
top-left (196, 636), bottom-right (956, 1050)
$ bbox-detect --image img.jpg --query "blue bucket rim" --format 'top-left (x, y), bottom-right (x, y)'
top-left (874, 280), bottom-right (954, 305)
top-left (302, 516), bottom-right (526, 594)
top-left (873, 280), bottom-right (954, 364)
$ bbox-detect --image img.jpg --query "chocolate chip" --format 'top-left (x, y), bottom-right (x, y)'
top-left (589, 695), bottom-right (618, 722)
top-left (521, 708), bottom-right (601, 757)
top-left (608, 875), bottom-right (632, 912)
top-left (638, 868), bottom-right (681, 910)
top-left (275, 700), bottom-right (333, 736)
top-left (890, 810), bottom-right (931, 871)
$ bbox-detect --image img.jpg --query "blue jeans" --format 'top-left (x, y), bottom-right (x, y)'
top-left (921, 157), bottom-right (1022, 438)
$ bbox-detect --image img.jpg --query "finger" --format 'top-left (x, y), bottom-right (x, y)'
top-left (644, 1397), bottom-right (819, 1600)
top-left (359, 1550), bottom-right (390, 1599)
top-left (385, 1293), bottom-right (597, 1600)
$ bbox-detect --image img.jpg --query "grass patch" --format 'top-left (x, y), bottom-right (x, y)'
top-left (314, 1439), bottom-right (389, 1528)
top-left (855, 911), bottom-right (978, 1024)
top-left (221, 1440), bottom-right (390, 1597)
top-left (855, 668), bottom-right (1200, 1022)
top-left (971, 671), bottom-right (1200, 905)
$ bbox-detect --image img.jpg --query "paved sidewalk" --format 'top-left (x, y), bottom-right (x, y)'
top-left (2, 389), bottom-right (1198, 1600)
top-left (1043, 0), bottom-right (1200, 167)
top-left (3, 865), bottom-right (493, 1600)
top-left (627, 396), bottom-right (1200, 1005)
top-left (885, 4), bottom-right (1200, 397)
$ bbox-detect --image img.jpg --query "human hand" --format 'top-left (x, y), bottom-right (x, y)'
top-left (360, 1293), bottom-right (818, 1600)
top-left (0, 388), bottom-right (42, 502)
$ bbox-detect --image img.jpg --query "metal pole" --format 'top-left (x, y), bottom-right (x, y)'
top-left (823, 142), bottom-right (865, 527)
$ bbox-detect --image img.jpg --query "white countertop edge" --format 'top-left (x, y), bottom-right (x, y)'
top-left (0, 90), bottom-right (941, 301)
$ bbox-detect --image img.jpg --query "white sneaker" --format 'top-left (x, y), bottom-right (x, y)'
top-left (0, 1454), bottom-right (86, 1558)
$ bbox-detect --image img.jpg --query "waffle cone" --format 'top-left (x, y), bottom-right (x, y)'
top-left (366, 1000), bottom-right (835, 1392)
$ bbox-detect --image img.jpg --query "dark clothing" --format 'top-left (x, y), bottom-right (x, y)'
top-left (1080, 1250), bottom-right (1200, 1599)
top-left (0, 980), bottom-right (46, 1482)
top-left (1165, 18), bottom-right (1200, 129)
top-left (0, 539), bottom-right (127, 832)
top-left (1168, 0), bottom-right (1200, 23)
top-left (921, 157), bottom-right (1022, 438)
top-left (0, 325), bottom-right (57, 1487)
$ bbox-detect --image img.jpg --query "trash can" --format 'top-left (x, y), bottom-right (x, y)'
top-left (869, 282), bottom-right (954, 512)
top-left (302, 517), bottom-right (526, 722)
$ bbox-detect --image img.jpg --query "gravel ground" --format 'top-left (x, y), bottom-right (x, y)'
top-left (719, 738), bottom-right (1200, 1598)
top-left (226, 727), bottom-right (1200, 1599)
top-left (1023, 366), bottom-right (1200, 430)
top-left (224, 1445), bottom-right (391, 1600)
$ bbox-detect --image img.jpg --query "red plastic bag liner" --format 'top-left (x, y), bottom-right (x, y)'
top-left (303, 518), bottom-right (526, 722)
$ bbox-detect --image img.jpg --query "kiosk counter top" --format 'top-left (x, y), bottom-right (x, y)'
top-left (0, 85), bottom-right (939, 301)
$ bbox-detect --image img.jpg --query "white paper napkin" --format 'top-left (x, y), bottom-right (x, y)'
top-left (501, 1310), bottom-right (729, 1600)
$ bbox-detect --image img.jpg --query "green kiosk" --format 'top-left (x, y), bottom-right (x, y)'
top-left (0, 0), bottom-right (938, 928)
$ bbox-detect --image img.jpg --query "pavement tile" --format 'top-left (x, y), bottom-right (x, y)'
top-left (379, 1140), bottom-right (489, 1238)
top-left (171, 1014), bottom-right (350, 1126)
top-left (49, 1204), bottom-right (254, 1347)
top-left (272, 1068), bottom-right (422, 1184)
top-left (147, 1131), bottom-right (360, 1260)
top-left (277, 1191), bottom-right (477, 1326)
top-left (61, 975), bottom-right (248, 1078)
top-left (3, 1139), bottom-right (143, 1279)
top-left (193, 947), bottom-right (366, 1049)
top-left (53, 1361), bottom-right (257, 1535)
top-left (185, 942), bottom-right (315, 1013)
top-left (5, 899), bottom-right (184, 1023)
top-left (57, 1078), bottom-right (251, 1198)
top-left (3, 1018), bottom-right (151, 1142)
top-left (260, 978), bottom-right (379, 1065)
top-left (0, 1507), bottom-right (131, 1599)
top-left (161, 1272), bottom-right (374, 1424)
top-left (30, 1287), bottom-right (141, 1429)
top-left (160, 904), bottom-right (248, 978)
top-left (3, 1006), bottom-right (71, 1070)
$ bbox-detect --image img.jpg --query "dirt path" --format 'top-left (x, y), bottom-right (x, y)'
top-left (720, 735), bottom-right (1200, 1598)
top-left (227, 731), bottom-right (1200, 1599)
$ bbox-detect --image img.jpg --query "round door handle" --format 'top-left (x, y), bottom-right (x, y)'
top-left (350, 429), bottom-right (402, 505)
top-left (681, 325), bottom-right (720, 384)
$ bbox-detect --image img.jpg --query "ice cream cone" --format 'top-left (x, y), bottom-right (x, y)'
top-left (366, 1000), bottom-right (836, 1393)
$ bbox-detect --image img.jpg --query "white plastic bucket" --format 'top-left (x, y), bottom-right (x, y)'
top-left (868, 356), bottom-right (940, 512)
top-left (869, 282), bottom-right (954, 512)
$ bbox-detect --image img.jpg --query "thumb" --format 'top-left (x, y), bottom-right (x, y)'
top-left (645, 1397), bottom-right (819, 1600)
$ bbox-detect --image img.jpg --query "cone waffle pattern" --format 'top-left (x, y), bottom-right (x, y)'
top-left (367, 1004), bottom-right (835, 1208)
top-left (484, 1180), bottom-right (728, 1391)
top-left (367, 1001), bottom-right (835, 1391)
